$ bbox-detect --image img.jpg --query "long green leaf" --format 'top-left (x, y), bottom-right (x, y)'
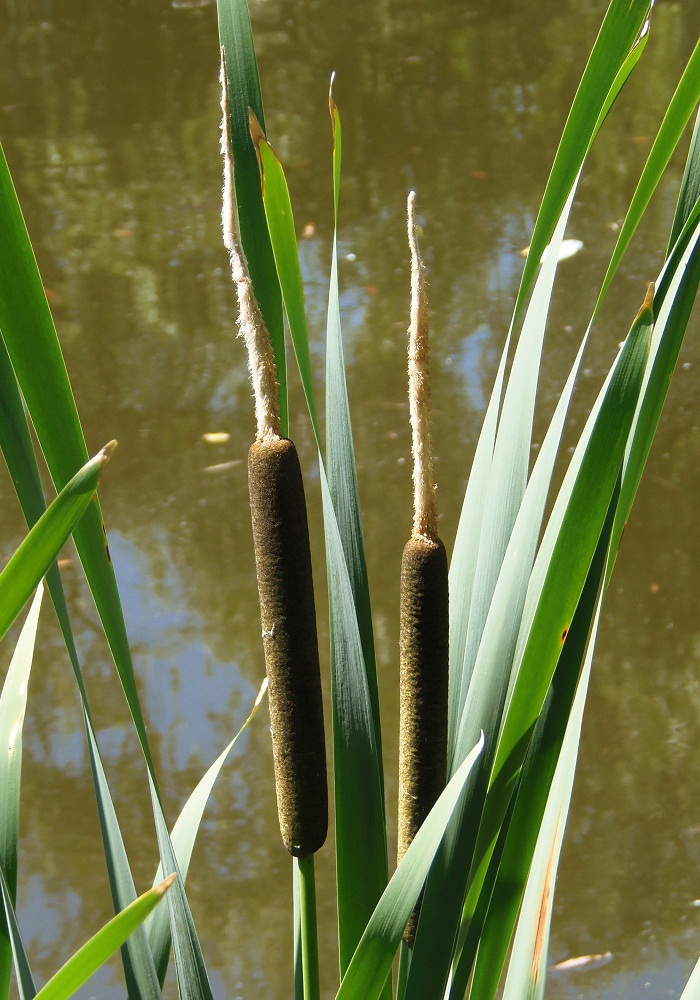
top-left (323, 93), bottom-right (387, 975)
top-left (32, 877), bottom-right (175, 1000)
top-left (325, 88), bottom-right (380, 779)
top-left (84, 708), bottom-right (164, 1000)
top-left (448, 8), bottom-right (647, 752)
top-left (514, 0), bottom-right (650, 322)
top-left (253, 126), bottom-right (319, 437)
top-left (0, 864), bottom-right (36, 1000)
top-left (0, 585), bottom-right (43, 1000)
top-left (335, 735), bottom-right (484, 1000)
top-left (596, 37), bottom-right (700, 310)
top-left (408, 188), bottom-right (582, 1000)
top-left (491, 290), bottom-right (652, 791)
top-left (0, 141), bottom-right (154, 776)
top-left (500, 600), bottom-right (601, 1000)
top-left (669, 106), bottom-right (700, 253)
top-left (146, 678), bottom-right (268, 983)
top-left (450, 181), bottom-right (578, 775)
top-left (148, 776), bottom-right (215, 1000)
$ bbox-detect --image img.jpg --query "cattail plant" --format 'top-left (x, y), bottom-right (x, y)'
top-left (220, 58), bottom-right (327, 859)
top-left (397, 191), bottom-right (450, 947)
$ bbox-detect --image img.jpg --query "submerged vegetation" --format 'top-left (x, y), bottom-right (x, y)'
top-left (0, 0), bottom-right (699, 998)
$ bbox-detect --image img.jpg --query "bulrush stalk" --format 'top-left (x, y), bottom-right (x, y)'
top-left (220, 57), bottom-right (327, 858)
top-left (397, 192), bottom-right (449, 946)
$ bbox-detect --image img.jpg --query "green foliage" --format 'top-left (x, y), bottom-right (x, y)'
top-left (0, 0), bottom-right (699, 998)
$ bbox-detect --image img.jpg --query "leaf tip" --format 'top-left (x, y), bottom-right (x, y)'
top-left (248, 108), bottom-right (266, 151)
top-left (156, 872), bottom-right (177, 896)
top-left (100, 440), bottom-right (118, 464)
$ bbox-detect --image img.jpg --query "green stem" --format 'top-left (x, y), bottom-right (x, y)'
top-left (298, 854), bottom-right (320, 1000)
top-left (397, 941), bottom-right (412, 1000)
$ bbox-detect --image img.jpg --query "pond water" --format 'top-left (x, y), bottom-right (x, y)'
top-left (1, 0), bottom-right (700, 997)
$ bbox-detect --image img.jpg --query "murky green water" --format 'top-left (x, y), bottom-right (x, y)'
top-left (1, 0), bottom-right (700, 996)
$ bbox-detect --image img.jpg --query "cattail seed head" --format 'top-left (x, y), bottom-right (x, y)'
top-left (248, 437), bottom-right (328, 857)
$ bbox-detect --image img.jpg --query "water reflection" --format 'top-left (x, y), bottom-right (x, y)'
top-left (1, 0), bottom-right (699, 996)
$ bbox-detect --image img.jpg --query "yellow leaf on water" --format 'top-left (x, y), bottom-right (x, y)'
top-left (552, 951), bottom-right (613, 972)
top-left (202, 432), bottom-right (230, 444)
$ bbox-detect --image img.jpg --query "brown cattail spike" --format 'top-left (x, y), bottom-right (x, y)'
top-left (221, 57), bottom-right (327, 856)
top-left (248, 437), bottom-right (328, 857)
top-left (398, 192), bottom-right (449, 947)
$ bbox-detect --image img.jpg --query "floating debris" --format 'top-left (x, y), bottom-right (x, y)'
top-left (203, 460), bottom-right (241, 474)
top-left (202, 432), bottom-right (230, 444)
top-left (552, 951), bottom-right (613, 972)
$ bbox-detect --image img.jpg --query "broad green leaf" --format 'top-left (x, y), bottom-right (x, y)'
top-left (84, 708), bottom-right (163, 1000)
top-left (0, 319), bottom-right (163, 998)
top-left (323, 93), bottom-right (387, 975)
top-left (669, 106), bottom-right (700, 252)
top-left (409, 188), bottom-right (582, 1000)
top-left (32, 876), bottom-right (175, 1000)
top-left (217, 0), bottom-right (286, 433)
top-left (448, 0), bottom-right (647, 749)
top-left (253, 126), bottom-right (318, 437)
top-left (464, 498), bottom-right (613, 999)
top-left (325, 89), bottom-right (380, 770)
top-left (148, 776), bottom-right (215, 1000)
top-left (335, 734), bottom-right (484, 1000)
top-left (0, 446), bottom-right (112, 643)
top-left (0, 864), bottom-right (36, 1000)
top-left (612, 206), bottom-right (700, 566)
top-left (514, 0), bottom-right (650, 322)
top-left (0, 585), bottom-right (43, 1000)
top-left (320, 463), bottom-right (388, 974)
top-left (596, 37), bottom-right (700, 310)
top-left (0, 141), bottom-right (154, 777)
top-left (500, 602), bottom-right (601, 1000)
top-left (492, 290), bottom-right (652, 791)
top-left (437, 330), bottom-right (593, 1000)
top-left (146, 678), bottom-right (268, 984)
top-left (451, 180), bottom-right (578, 775)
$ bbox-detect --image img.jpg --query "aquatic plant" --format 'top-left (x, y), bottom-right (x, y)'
top-left (0, 0), bottom-right (698, 998)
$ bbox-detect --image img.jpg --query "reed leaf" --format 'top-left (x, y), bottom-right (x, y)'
top-left (335, 734), bottom-right (484, 1000)
top-left (0, 864), bottom-right (36, 1000)
top-left (0, 585), bottom-right (43, 1000)
top-left (0, 141), bottom-right (155, 777)
top-left (146, 679), bottom-right (268, 983)
top-left (32, 877), bottom-right (175, 1000)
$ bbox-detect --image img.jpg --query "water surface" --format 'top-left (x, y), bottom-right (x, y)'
top-left (1, 1), bottom-right (699, 996)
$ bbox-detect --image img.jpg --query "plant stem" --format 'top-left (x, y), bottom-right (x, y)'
top-left (297, 854), bottom-right (320, 1000)
top-left (397, 940), bottom-right (412, 1000)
